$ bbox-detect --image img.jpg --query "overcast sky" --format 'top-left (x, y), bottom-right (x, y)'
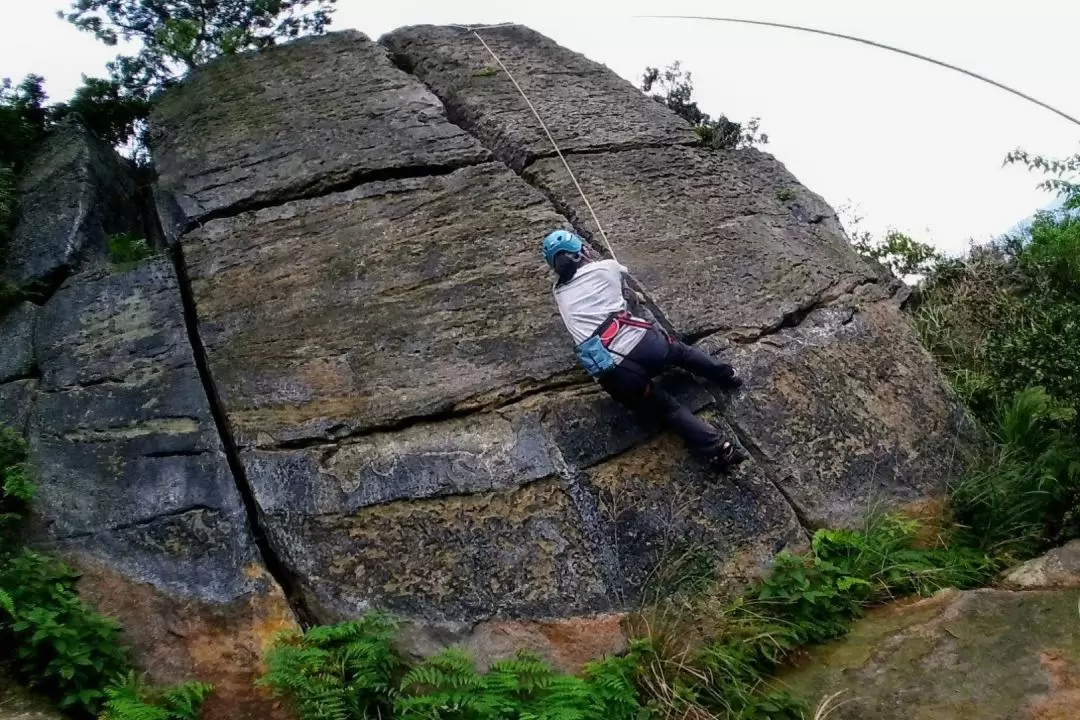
top-left (2, 0), bottom-right (1077, 254)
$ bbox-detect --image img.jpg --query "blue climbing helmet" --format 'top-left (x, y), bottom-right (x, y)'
top-left (542, 229), bottom-right (584, 268)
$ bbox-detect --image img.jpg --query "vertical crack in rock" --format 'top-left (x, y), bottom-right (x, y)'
top-left (168, 240), bottom-right (315, 627)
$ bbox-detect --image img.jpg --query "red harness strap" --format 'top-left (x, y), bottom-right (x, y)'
top-left (596, 311), bottom-right (655, 348)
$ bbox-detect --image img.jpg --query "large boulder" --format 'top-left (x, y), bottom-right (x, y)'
top-left (159, 29), bottom-right (806, 647)
top-left (149, 30), bottom-right (491, 230)
top-left (781, 563), bottom-right (1080, 719)
top-left (28, 257), bottom-right (295, 720)
top-left (380, 23), bottom-right (969, 527)
top-left (3, 121), bottom-right (146, 288)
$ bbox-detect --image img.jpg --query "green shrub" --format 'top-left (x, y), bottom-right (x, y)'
top-left (99, 672), bottom-right (213, 720)
top-left (950, 387), bottom-right (1080, 558)
top-left (108, 233), bottom-right (154, 267)
top-left (258, 614), bottom-right (402, 720)
top-left (260, 615), bottom-right (643, 720)
top-left (0, 429), bottom-right (130, 716)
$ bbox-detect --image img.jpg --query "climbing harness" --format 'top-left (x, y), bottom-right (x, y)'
top-left (574, 310), bottom-right (659, 378)
top-left (454, 24), bottom-right (620, 264)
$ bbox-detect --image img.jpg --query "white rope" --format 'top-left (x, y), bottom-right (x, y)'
top-left (461, 26), bottom-right (620, 264)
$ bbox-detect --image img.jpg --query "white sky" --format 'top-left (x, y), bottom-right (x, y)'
top-left (3, 0), bottom-right (1077, 254)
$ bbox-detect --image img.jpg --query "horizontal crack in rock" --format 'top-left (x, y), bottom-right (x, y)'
top-left (175, 158), bottom-right (492, 233)
top-left (54, 504), bottom-right (221, 542)
top-left (258, 373), bottom-right (592, 452)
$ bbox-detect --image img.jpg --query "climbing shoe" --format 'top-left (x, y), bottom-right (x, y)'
top-left (709, 365), bottom-right (744, 391)
top-left (709, 440), bottom-right (749, 473)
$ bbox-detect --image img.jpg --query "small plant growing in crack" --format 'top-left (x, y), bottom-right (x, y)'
top-left (108, 233), bottom-right (155, 270)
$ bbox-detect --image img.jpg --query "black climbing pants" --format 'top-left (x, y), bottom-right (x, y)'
top-left (598, 327), bottom-right (736, 454)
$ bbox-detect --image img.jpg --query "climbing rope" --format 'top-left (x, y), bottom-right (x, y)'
top-left (454, 25), bottom-right (620, 264)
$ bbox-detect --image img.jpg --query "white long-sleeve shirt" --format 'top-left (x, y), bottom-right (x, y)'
top-left (552, 259), bottom-right (647, 362)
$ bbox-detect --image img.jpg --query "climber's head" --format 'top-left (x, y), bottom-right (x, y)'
top-left (543, 229), bottom-right (587, 284)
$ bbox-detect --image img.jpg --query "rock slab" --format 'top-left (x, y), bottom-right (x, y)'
top-left (781, 585), bottom-right (1080, 720)
top-left (149, 30), bottom-right (491, 227)
top-left (382, 24), bottom-right (698, 170)
top-left (4, 121), bottom-right (145, 287)
top-left (182, 162), bottom-right (579, 448)
top-left (29, 257), bottom-right (295, 720)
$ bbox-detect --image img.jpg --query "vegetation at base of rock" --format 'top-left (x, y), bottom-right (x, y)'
top-left (98, 672), bottom-right (213, 720)
top-left (108, 233), bottom-right (154, 267)
top-left (0, 428), bottom-right (128, 715)
top-left (258, 513), bottom-right (994, 720)
top-left (259, 613), bottom-right (643, 720)
top-left (640, 62), bottom-right (768, 149)
top-left (0, 426), bottom-right (213, 719)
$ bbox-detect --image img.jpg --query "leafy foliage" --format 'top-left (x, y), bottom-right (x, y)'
top-left (1005, 146), bottom-right (1080, 209)
top-left (0, 425), bottom-right (214, 718)
top-left (950, 387), bottom-right (1080, 558)
top-left (62, 0), bottom-right (338, 97)
top-left (108, 233), bottom-right (155, 267)
top-left (258, 614), bottom-right (403, 720)
top-left (641, 62), bottom-right (768, 149)
top-left (260, 614), bottom-right (643, 720)
top-left (0, 429), bottom-right (130, 716)
top-left (99, 672), bottom-right (214, 720)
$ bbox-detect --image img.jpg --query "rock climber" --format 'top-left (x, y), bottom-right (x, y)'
top-left (543, 229), bottom-right (749, 472)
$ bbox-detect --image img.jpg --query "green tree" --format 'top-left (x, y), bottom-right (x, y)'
top-left (1005, 146), bottom-right (1080, 209)
top-left (641, 61), bottom-right (768, 149)
top-left (61, 0), bottom-right (338, 97)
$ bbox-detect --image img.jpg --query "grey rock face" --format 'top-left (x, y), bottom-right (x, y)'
top-left (383, 23), bottom-right (967, 535)
top-left (149, 30), bottom-right (491, 227)
top-left (4, 121), bottom-right (144, 287)
top-left (0, 303), bottom-right (37, 382)
top-left (30, 258), bottom-right (264, 602)
top-left (0, 380), bottom-right (37, 433)
top-left (4, 22), bottom-right (979, 685)
top-left (382, 24), bottom-right (698, 170)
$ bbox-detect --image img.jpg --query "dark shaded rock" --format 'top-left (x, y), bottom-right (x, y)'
top-left (380, 24), bottom-right (697, 170)
top-left (540, 377), bottom-right (713, 471)
top-left (706, 286), bottom-right (973, 528)
top-left (581, 427), bottom-right (806, 600)
top-left (0, 303), bottom-right (37, 382)
top-left (0, 380), bottom-right (37, 433)
top-left (34, 258), bottom-right (189, 391)
top-left (27, 257), bottom-right (294, 718)
top-left (780, 587), bottom-right (1080, 720)
top-left (149, 30), bottom-right (491, 226)
top-left (523, 146), bottom-right (875, 339)
top-left (266, 479), bottom-right (611, 622)
top-left (4, 121), bottom-right (144, 287)
top-left (183, 163), bottom-right (579, 448)
top-left (0, 673), bottom-right (60, 720)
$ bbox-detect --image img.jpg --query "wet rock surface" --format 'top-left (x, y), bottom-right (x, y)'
top-left (24, 258), bottom-right (295, 716)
